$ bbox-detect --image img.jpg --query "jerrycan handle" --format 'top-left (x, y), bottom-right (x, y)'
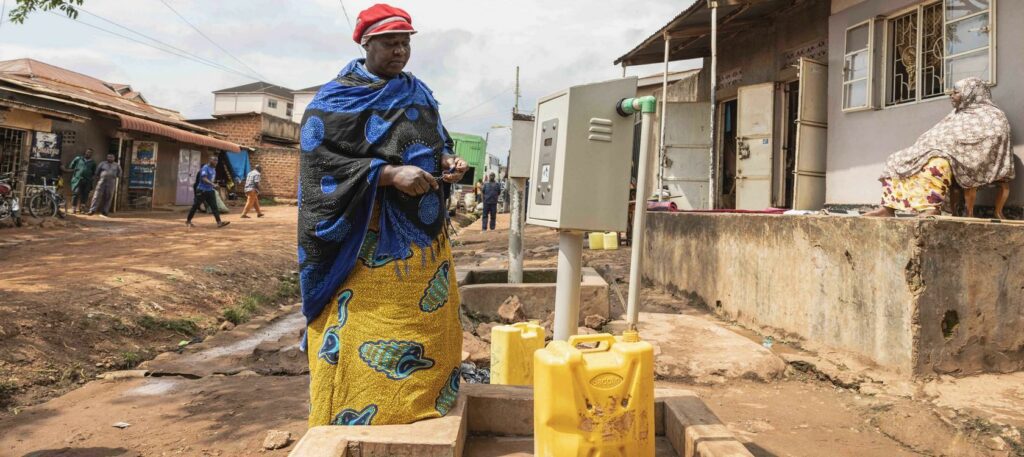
top-left (567, 334), bottom-right (616, 353)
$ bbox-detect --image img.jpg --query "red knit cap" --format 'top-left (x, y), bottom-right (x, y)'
top-left (352, 4), bottom-right (417, 44)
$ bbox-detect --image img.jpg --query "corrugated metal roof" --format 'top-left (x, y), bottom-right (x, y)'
top-left (614, 0), bottom-right (801, 67)
top-left (214, 81), bottom-right (295, 99)
top-left (295, 85), bottom-right (323, 93)
top-left (0, 58), bottom-right (223, 135)
top-left (0, 58), bottom-right (240, 150)
top-left (118, 114), bottom-right (240, 152)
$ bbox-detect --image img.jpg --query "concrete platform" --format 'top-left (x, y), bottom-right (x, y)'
top-left (457, 267), bottom-right (609, 324)
top-left (288, 385), bottom-right (753, 457)
top-left (607, 313), bottom-right (787, 384)
top-left (642, 212), bottom-right (1024, 377)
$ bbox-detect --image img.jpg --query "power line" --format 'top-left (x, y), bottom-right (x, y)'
top-left (0, 0), bottom-right (7, 30)
top-left (338, 0), bottom-right (363, 57)
top-left (156, 0), bottom-right (269, 82)
top-left (446, 88), bottom-right (511, 122)
top-left (52, 11), bottom-right (259, 81)
top-left (74, 7), bottom-right (261, 80)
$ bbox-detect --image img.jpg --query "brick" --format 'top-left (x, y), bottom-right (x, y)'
top-left (662, 391), bottom-right (754, 457)
top-left (288, 394), bottom-right (466, 457)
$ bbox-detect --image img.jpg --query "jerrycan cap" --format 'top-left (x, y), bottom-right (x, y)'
top-left (621, 330), bottom-right (640, 343)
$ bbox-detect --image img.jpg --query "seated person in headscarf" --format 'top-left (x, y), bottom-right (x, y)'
top-left (865, 77), bottom-right (1014, 219)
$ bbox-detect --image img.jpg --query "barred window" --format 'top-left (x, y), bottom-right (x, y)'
top-left (884, 0), bottom-right (996, 107)
top-left (887, 2), bottom-right (944, 106)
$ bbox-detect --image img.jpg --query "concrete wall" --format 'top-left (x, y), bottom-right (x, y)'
top-left (641, 213), bottom-right (1024, 377)
top-left (826, 0), bottom-right (1024, 206)
top-left (213, 93), bottom-right (292, 119)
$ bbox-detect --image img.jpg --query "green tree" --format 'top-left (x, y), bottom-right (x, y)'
top-left (7, 0), bottom-right (84, 24)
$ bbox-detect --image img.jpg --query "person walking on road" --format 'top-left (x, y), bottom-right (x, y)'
top-left (186, 155), bottom-right (230, 228)
top-left (240, 164), bottom-right (265, 219)
top-left (62, 147), bottom-right (96, 214)
top-left (87, 153), bottom-right (121, 218)
top-left (481, 172), bottom-right (500, 231)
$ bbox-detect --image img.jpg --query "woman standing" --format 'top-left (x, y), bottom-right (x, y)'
top-left (298, 4), bottom-right (468, 427)
top-left (865, 77), bottom-right (1014, 218)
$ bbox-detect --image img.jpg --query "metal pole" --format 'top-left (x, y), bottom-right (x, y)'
top-left (508, 177), bottom-right (525, 284)
top-left (553, 230), bottom-right (583, 340)
top-left (708, 1), bottom-right (719, 209)
top-left (657, 35), bottom-right (670, 202)
top-left (626, 110), bottom-right (655, 331)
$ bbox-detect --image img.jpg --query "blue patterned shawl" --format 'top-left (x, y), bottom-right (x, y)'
top-left (298, 59), bottom-right (453, 331)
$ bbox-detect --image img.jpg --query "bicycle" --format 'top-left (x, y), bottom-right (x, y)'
top-left (26, 177), bottom-right (66, 219)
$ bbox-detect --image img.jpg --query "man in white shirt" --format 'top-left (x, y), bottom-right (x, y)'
top-left (240, 164), bottom-right (265, 219)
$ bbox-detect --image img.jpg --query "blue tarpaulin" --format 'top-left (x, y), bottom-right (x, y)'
top-left (224, 150), bottom-right (251, 183)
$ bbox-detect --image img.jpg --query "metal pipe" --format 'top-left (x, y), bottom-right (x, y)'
top-left (616, 96), bottom-right (657, 332)
top-left (553, 230), bottom-right (583, 341)
top-left (626, 110), bottom-right (655, 331)
top-left (708, 0), bottom-right (718, 209)
top-left (657, 35), bottom-right (670, 202)
top-left (507, 177), bottom-right (525, 284)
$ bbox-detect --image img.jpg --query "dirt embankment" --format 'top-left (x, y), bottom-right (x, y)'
top-left (0, 206), bottom-right (299, 416)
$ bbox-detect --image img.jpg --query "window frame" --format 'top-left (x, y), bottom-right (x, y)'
top-left (842, 19), bottom-right (875, 113)
top-left (943, 0), bottom-right (996, 90)
top-left (883, 1), bottom-right (945, 107)
top-left (268, 98), bottom-right (278, 109)
top-left (882, 0), bottom-right (998, 109)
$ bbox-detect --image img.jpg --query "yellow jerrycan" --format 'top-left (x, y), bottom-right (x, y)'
top-left (534, 332), bottom-right (655, 457)
top-left (490, 322), bottom-right (546, 386)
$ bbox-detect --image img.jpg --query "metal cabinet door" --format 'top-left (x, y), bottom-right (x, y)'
top-left (793, 58), bottom-right (828, 210)
top-left (661, 101), bottom-right (712, 210)
top-left (736, 83), bottom-right (775, 210)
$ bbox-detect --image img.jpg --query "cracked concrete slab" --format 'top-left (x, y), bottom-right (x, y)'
top-left (607, 313), bottom-right (787, 384)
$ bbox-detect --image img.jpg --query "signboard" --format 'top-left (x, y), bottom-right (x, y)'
top-left (128, 141), bottom-right (157, 190)
top-left (29, 131), bottom-right (62, 161)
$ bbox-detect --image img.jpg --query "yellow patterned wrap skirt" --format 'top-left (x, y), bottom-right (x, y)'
top-left (881, 157), bottom-right (954, 213)
top-left (306, 228), bottom-right (462, 427)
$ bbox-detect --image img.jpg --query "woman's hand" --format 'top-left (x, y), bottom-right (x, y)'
top-left (380, 165), bottom-right (438, 196)
top-left (441, 154), bottom-right (469, 184)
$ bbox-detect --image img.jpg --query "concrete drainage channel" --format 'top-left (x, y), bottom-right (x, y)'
top-left (289, 384), bottom-right (754, 457)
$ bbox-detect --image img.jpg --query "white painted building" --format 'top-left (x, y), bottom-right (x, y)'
top-left (292, 85), bottom-right (322, 124)
top-left (213, 82), bottom-right (296, 121)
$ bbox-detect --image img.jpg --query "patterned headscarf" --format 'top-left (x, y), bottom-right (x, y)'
top-left (881, 77), bottom-right (1015, 188)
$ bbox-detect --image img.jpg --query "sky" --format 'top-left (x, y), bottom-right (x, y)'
top-left (0, 0), bottom-right (700, 161)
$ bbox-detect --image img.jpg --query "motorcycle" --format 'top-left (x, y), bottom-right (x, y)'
top-left (0, 172), bottom-right (23, 227)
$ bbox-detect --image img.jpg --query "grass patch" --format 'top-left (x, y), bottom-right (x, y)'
top-left (275, 275), bottom-right (300, 300)
top-left (0, 380), bottom-right (17, 405)
top-left (258, 197), bottom-right (278, 206)
top-left (222, 307), bottom-right (250, 325)
top-left (238, 293), bottom-right (269, 314)
top-left (136, 316), bottom-right (199, 336)
top-left (116, 351), bottom-right (143, 369)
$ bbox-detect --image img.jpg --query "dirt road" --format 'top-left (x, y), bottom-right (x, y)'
top-left (0, 206), bottom-right (299, 415)
top-left (2, 209), bottom-right (1021, 456)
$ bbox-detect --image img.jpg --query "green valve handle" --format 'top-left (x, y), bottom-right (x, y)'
top-left (616, 96), bottom-right (657, 116)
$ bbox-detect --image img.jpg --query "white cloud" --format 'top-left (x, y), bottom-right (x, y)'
top-left (1, 0), bottom-right (703, 159)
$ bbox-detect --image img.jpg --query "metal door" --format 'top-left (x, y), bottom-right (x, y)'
top-left (736, 83), bottom-right (775, 210)
top-left (175, 149), bottom-right (201, 205)
top-left (793, 58), bottom-right (829, 210)
top-left (661, 102), bottom-right (711, 210)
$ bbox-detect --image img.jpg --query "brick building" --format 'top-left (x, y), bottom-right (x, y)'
top-left (189, 112), bottom-right (300, 201)
top-left (249, 146), bottom-right (299, 200)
